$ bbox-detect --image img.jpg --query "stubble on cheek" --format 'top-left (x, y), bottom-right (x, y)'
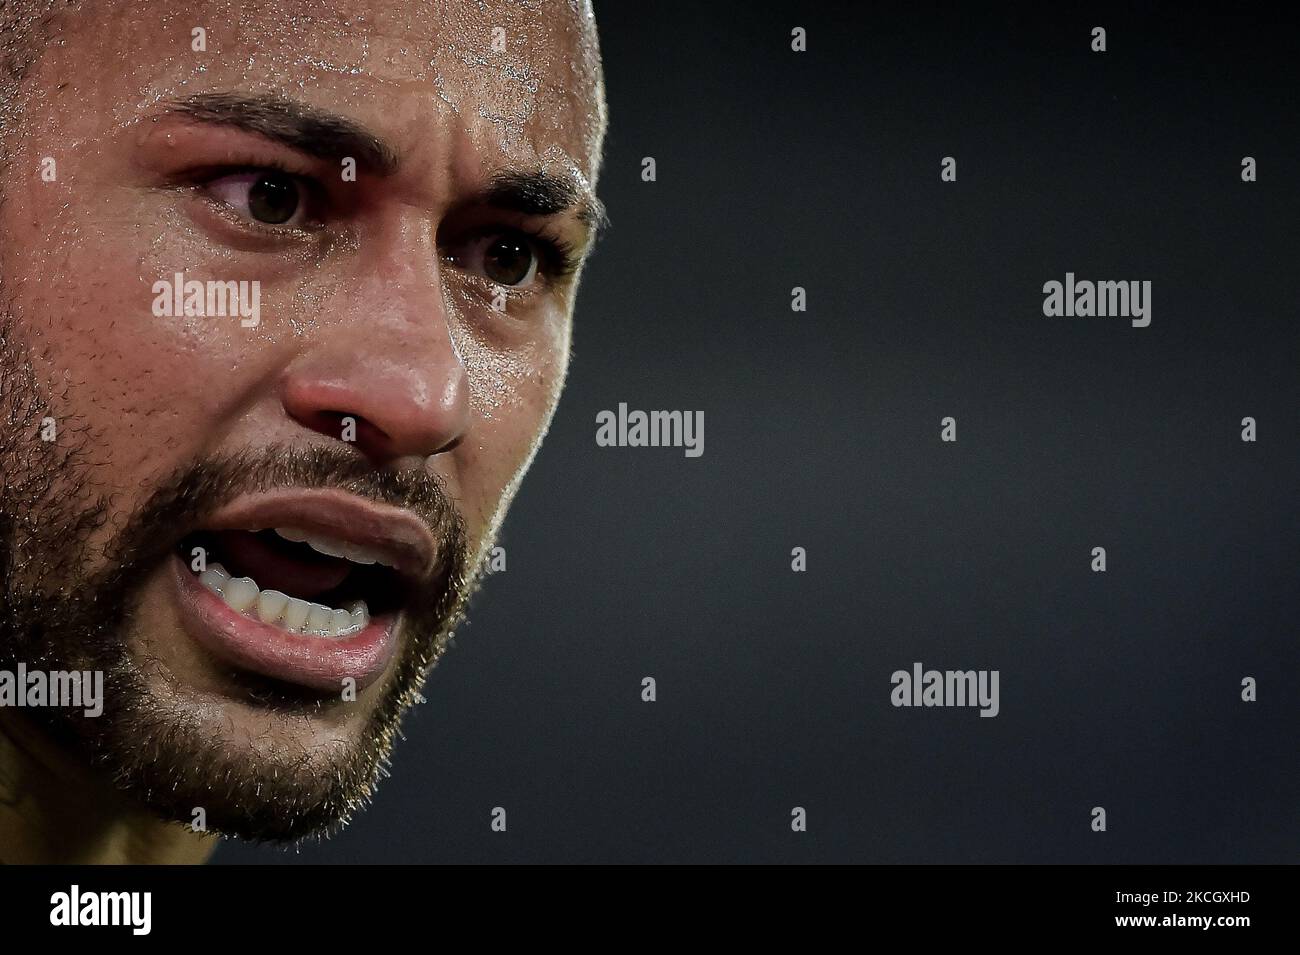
top-left (0, 313), bottom-right (113, 593)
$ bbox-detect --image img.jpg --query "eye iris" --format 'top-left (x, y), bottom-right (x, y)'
top-left (484, 235), bottom-right (534, 286)
top-left (247, 173), bottom-right (299, 224)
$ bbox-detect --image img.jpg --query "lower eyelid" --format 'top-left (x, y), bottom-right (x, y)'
top-left (184, 192), bottom-right (324, 252)
top-left (444, 266), bottom-right (544, 304)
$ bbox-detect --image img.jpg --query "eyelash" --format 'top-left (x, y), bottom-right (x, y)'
top-left (191, 163), bottom-right (581, 282)
top-left (490, 227), bottom-right (580, 282)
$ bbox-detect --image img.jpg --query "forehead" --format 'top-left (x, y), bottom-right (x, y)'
top-left (26, 0), bottom-right (605, 181)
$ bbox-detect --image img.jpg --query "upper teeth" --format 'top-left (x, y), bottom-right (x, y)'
top-left (196, 562), bottom-right (369, 639)
top-left (272, 527), bottom-right (393, 567)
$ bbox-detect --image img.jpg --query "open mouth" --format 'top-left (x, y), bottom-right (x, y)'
top-left (167, 489), bottom-right (444, 692)
top-left (179, 526), bottom-right (410, 639)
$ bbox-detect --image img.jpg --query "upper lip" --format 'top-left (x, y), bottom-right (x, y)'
top-left (195, 488), bottom-right (441, 585)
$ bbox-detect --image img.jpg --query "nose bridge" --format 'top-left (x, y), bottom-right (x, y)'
top-left (370, 211), bottom-right (438, 286)
top-left (277, 215), bottom-right (470, 462)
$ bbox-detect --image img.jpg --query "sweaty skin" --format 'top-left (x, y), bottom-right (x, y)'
top-left (0, 1), bottom-right (606, 863)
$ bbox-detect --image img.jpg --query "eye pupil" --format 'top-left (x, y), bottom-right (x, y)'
top-left (248, 173), bottom-right (299, 224)
top-left (484, 235), bottom-right (534, 285)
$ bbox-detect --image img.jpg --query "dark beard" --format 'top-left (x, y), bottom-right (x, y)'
top-left (0, 323), bottom-right (475, 842)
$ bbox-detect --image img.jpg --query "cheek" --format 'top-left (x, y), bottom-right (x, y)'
top-left (0, 132), bottom-right (280, 462)
top-left (450, 301), bottom-right (570, 528)
top-left (4, 230), bottom-right (240, 492)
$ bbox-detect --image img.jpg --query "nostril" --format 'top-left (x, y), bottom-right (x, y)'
top-left (305, 410), bottom-right (380, 448)
top-left (437, 434), bottom-right (463, 454)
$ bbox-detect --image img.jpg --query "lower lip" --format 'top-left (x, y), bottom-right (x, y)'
top-left (171, 555), bottom-right (398, 693)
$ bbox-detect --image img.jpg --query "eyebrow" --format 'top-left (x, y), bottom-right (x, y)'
top-left (161, 92), bottom-right (401, 175)
top-left (159, 91), bottom-right (608, 239)
top-left (485, 169), bottom-right (610, 238)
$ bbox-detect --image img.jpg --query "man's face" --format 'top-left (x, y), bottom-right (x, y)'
top-left (0, 0), bottom-right (604, 840)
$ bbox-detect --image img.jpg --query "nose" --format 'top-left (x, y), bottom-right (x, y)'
top-left (279, 242), bottom-right (470, 464)
top-left (281, 356), bottom-right (469, 461)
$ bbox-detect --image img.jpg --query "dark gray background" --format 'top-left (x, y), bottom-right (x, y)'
top-left (219, 2), bottom-right (1299, 863)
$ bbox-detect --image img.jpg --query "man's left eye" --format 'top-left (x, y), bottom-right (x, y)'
top-left (204, 170), bottom-right (311, 228)
top-left (450, 231), bottom-right (542, 288)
